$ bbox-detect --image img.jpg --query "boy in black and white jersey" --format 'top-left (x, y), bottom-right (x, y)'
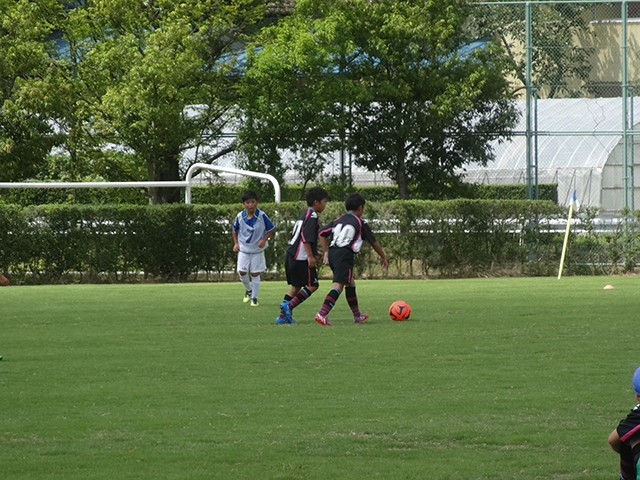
top-left (314, 193), bottom-right (387, 326)
top-left (276, 186), bottom-right (329, 324)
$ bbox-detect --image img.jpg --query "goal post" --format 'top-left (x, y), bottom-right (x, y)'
top-left (184, 163), bottom-right (281, 204)
top-left (0, 163), bottom-right (281, 204)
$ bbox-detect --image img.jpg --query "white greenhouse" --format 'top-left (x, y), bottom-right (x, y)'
top-left (462, 97), bottom-right (640, 212)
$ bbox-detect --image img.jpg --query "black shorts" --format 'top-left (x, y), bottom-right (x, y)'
top-left (285, 254), bottom-right (319, 287)
top-left (328, 250), bottom-right (355, 285)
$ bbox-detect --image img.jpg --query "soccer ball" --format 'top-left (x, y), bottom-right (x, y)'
top-left (389, 300), bottom-right (411, 321)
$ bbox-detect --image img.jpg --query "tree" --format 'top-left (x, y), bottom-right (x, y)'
top-left (239, 0), bottom-right (518, 199)
top-left (470, 2), bottom-right (593, 99)
top-left (52, 0), bottom-right (267, 203)
top-left (236, 8), bottom-right (348, 189)
top-left (0, 0), bottom-right (63, 182)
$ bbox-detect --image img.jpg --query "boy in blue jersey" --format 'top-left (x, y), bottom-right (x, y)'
top-left (314, 193), bottom-right (387, 326)
top-left (232, 190), bottom-right (275, 306)
top-left (609, 366), bottom-right (640, 480)
top-left (276, 186), bottom-right (329, 324)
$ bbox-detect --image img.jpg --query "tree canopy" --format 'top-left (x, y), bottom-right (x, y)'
top-left (49, 0), bottom-right (269, 203)
top-left (470, 2), bottom-right (593, 99)
top-left (0, 0), bottom-right (63, 182)
top-left (1, 0), bottom-right (519, 202)
top-left (238, 0), bottom-right (518, 199)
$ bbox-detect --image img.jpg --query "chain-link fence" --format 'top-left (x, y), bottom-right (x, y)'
top-left (469, 1), bottom-right (640, 210)
top-left (467, 1), bottom-right (640, 270)
top-left (181, 2), bottom-right (640, 271)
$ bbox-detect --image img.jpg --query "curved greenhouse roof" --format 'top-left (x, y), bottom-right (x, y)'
top-left (463, 97), bottom-right (640, 212)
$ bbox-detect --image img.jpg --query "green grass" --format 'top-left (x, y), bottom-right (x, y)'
top-left (1, 277), bottom-right (636, 479)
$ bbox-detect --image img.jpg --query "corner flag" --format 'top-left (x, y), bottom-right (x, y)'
top-left (558, 190), bottom-right (578, 280)
top-left (571, 190), bottom-right (580, 211)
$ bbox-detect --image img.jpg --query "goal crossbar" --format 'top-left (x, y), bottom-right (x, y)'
top-left (0, 163), bottom-right (281, 204)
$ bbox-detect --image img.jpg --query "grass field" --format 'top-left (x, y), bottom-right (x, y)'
top-left (1, 277), bottom-right (638, 479)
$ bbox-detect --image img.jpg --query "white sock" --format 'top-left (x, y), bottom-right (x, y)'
top-left (251, 275), bottom-right (261, 300)
top-left (239, 273), bottom-right (251, 293)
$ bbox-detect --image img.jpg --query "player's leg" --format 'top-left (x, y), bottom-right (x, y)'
top-left (315, 253), bottom-right (352, 326)
top-left (249, 253), bottom-right (267, 306)
top-left (315, 282), bottom-right (344, 326)
top-left (277, 256), bottom-right (304, 323)
top-left (287, 265), bottom-right (319, 312)
top-left (237, 252), bottom-right (252, 302)
top-left (249, 273), bottom-right (260, 306)
top-left (288, 286), bottom-right (312, 309)
top-left (0, 273), bottom-right (9, 286)
top-left (346, 283), bottom-right (368, 323)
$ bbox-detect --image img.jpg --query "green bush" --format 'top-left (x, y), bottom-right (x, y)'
top-left (0, 200), bottom-right (569, 283)
top-left (1, 183), bottom-right (558, 206)
top-left (472, 183), bottom-right (557, 202)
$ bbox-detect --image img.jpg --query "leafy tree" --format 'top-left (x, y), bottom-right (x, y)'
top-left (0, 0), bottom-right (63, 182)
top-left (470, 2), bottom-right (593, 98)
top-left (239, 0), bottom-right (518, 199)
top-left (236, 11), bottom-right (345, 188)
top-left (52, 0), bottom-right (267, 203)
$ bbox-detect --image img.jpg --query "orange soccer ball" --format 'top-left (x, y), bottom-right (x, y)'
top-left (389, 300), bottom-right (411, 321)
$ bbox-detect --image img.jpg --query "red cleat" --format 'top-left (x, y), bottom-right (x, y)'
top-left (314, 313), bottom-right (332, 326)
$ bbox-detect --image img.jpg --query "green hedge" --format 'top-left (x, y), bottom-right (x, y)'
top-left (0, 183), bottom-right (558, 205)
top-left (0, 200), bottom-right (567, 283)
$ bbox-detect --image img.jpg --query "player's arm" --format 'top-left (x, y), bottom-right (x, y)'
top-left (609, 428), bottom-right (623, 453)
top-left (319, 235), bottom-right (330, 264)
top-left (0, 273), bottom-right (9, 286)
top-left (304, 242), bottom-right (316, 268)
top-left (258, 214), bottom-right (276, 248)
top-left (258, 227), bottom-right (275, 248)
top-left (361, 222), bottom-right (388, 268)
top-left (232, 230), bottom-right (240, 253)
top-left (371, 241), bottom-right (388, 268)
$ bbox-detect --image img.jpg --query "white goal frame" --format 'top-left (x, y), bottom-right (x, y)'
top-left (0, 163), bottom-right (281, 204)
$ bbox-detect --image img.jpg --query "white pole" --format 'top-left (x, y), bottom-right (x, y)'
top-left (184, 163), bottom-right (281, 204)
top-left (0, 181), bottom-right (187, 189)
top-left (0, 164), bottom-right (282, 204)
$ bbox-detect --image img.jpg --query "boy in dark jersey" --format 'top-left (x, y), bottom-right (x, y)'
top-left (314, 193), bottom-right (388, 326)
top-left (609, 366), bottom-right (640, 480)
top-left (276, 186), bottom-right (329, 324)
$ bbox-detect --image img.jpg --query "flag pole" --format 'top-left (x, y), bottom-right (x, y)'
top-left (557, 198), bottom-right (575, 280)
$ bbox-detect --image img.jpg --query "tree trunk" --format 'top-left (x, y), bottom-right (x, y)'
top-left (147, 154), bottom-right (181, 204)
top-left (395, 140), bottom-right (410, 200)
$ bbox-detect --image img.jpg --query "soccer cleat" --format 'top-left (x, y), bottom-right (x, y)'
top-left (354, 313), bottom-right (369, 324)
top-left (280, 300), bottom-right (293, 323)
top-left (243, 291), bottom-right (252, 303)
top-left (251, 298), bottom-right (259, 307)
top-left (275, 315), bottom-right (297, 324)
top-left (314, 313), bottom-right (332, 326)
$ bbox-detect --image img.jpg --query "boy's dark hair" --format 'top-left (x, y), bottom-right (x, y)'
top-left (241, 190), bottom-right (258, 203)
top-left (305, 186), bottom-right (329, 206)
top-left (345, 193), bottom-right (365, 211)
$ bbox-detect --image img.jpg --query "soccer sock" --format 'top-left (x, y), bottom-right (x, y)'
top-left (251, 275), bottom-right (260, 300)
top-left (239, 273), bottom-right (251, 293)
top-left (289, 287), bottom-right (312, 310)
top-left (279, 294), bottom-right (293, 319)
top-left (318, 288), bottom-right (341, 316)
top-left (345, 285), bottom-right (360, 318)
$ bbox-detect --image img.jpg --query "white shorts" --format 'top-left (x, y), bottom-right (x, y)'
top-left (237, 251), bottom-right (267, 274)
